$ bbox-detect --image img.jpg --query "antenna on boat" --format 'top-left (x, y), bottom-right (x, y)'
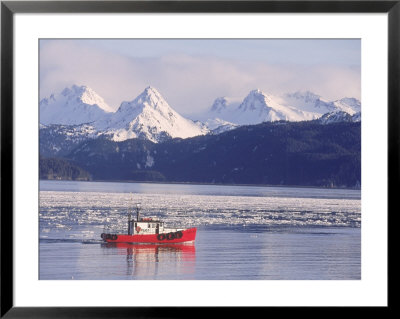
top-left (128, 194), bottom-right (132, 220)
top-left (128, 193), bottom-right (135, 235)
top-left (136, 203), bottom-right (140, 221)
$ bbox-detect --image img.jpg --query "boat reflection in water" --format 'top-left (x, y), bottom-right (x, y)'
top-left (101, 242), bottom-right (196, 279)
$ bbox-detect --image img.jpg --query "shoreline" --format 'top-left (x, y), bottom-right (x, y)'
top-left (39, 178), bottom-right (361, 191)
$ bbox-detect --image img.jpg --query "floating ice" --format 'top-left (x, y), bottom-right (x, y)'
top-left (40, 190), bottom-right (361, 241)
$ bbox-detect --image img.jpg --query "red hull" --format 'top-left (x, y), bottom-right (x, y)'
top-left (103, 227), bottom-right (196, 244)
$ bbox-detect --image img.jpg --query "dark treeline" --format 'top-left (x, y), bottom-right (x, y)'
top-left (43, 120), bottom-right (361, 188)
top-left (39, 156), bottom-right (92, 181)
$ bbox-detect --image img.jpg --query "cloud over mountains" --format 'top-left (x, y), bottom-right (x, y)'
top-left (40, 40), bottom-right (361, 117)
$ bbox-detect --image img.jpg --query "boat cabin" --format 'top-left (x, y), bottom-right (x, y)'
top-left (129, 217), bottom-right (165, 235)
top-left (127, 205), bottom-right (182, 235)
top-left (127, 205), bottom-right (166, 235)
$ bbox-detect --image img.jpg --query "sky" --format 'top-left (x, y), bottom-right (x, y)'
top-left (40, 39), bottom-right (361, 117)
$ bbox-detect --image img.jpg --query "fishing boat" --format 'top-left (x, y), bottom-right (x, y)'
top-left (101, 205), bottom-right (196, 244)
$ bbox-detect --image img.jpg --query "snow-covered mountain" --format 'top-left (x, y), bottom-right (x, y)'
top-left (283, 91), bottom-right (361, 115)
top-left (39, 123), bottom-right (98, 157)
top-left (331, 98), bottom-right (361, 115)
top-left (40, 85), bottom-right (208, 143)
top-left (206, 89), bottom-right (361, 127)
top-left (39, 85), bottom-right (113, 126)
top-left (234, 89), bottom-right (318, 124)
top-left (317, 110), bottom-right (361, 124)
top-left (209, 96), bottom-right (241, 114)
top-left (40, 85), bottom-right (361, 145)
top-left (103, 86), bottom-right (208, 142)
top-left (203, 118), bottom-right (239, 135)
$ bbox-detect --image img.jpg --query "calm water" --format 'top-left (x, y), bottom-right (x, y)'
top-left (39, 180), bottom-right (361, 280)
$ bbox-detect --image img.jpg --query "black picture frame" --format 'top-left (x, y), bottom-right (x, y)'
top-left (1, 1), bottom-right (396, 317)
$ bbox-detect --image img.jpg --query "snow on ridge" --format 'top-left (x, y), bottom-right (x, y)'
top-left (317, 109), bottom-right (361, 124)
top-left (40, 85), bottom-right (361, 143)
top-left (208, 89), bottom-right (319, 126)
top-left (80, 87), bottom-right (114, 113)
top-left (206, 89), bottom-right (361, 127)
top-left (40, 85), bottom-right (208, 143)
top-left (60, 85), bottom-right (113, 113)
top-left (352, 111), bottom-right (361, 122)
top-left (40, 85), bottom-right (113, 126)
top-left (105, 86), bottom-right (209, 143)
top-left (332, 97), bottom-right (361, 115)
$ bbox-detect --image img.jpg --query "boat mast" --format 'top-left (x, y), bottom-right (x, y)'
top-left (136, 203), bottom-right (140, 222)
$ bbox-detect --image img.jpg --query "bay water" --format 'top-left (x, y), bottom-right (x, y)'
top-left (39, 180), bottom-right (361, 280)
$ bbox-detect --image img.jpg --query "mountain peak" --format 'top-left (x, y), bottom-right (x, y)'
top-left (337, 97), bottom-right (361, 108)
top-left (332, 97), bottom-right (361, 115)
top-left (245, 89), bottom-right (269, 101)
top-left (108, 86), bottom-right (209, 142)
top-left (59, 85), bottom-right (113, 113)
top-left (129, 86), bottom-right (168, 111)
top-left (239, 89), bottom-right (272, 112)
top-left (210, 97), bottom-right (229, 113)
top-left (246, 89), bottom-right (275, 101)
top-left (249, 88), bottom-right (264, 95)
top-left (140, 86), bottom-right (163, 99)
top-left (116, 86), bottom-right (168, 116)
top-left (40, 85), bottom-right (113, 126)
top-left (61, 84), bottom-right (89, 97)
top-left (144, 86), bottom-right (159, 94)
